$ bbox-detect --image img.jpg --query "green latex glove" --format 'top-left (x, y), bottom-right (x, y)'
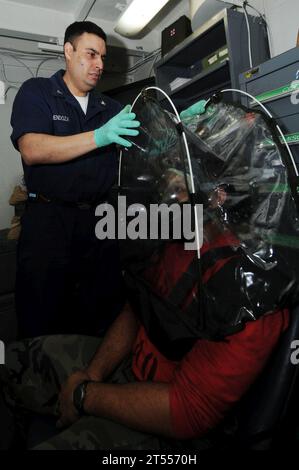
top-left (179, 99), bottom-right (207, 120)
top-left (94, 104), bottom-right (140, 148)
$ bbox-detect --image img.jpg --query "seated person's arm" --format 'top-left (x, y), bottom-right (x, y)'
top-left (57, 304), bottom-right (140, 427)
top-left (84, 381), bottom-right (173, 437)
top-left (76, 310), bottom-right (287, 439)
top-left (58, 303), bottom-right (173, 436)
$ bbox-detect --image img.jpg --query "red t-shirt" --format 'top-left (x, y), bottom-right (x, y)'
top-left (131, 236), bottom-right (290, 439)
top-left (132, 309), bottom-right (289, 440)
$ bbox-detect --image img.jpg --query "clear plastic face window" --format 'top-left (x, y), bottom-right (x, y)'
top-left (119, 89), bottom-right (299, 341)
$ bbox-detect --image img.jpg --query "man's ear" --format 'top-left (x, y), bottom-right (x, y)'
top-left (64, 42), bottom-right (74, 61)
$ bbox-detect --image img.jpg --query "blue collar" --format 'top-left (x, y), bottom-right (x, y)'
top-left (50, 69), bottom-right (108, 116)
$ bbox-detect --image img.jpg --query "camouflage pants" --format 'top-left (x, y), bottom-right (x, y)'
top-left (0, 335), bottom-right (164, 450)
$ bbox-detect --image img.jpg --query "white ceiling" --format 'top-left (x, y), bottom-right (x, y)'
top-left (5, 0), bottom-right (188, 27)
top-left (6, 0), bottom-right (132, 19)
top-left (7, 0), bottom-right (82, 13)
top-left (0, 0), bottom-right (190, 51)
top-left (89, 0), bottom-right (134, 22)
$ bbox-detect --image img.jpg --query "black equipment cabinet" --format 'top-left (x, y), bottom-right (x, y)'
top-left (154, 8), bottom-right (269, 111)
top-left (239, 47), bottom-right (299, 170)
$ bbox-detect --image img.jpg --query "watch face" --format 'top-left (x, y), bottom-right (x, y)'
top-left (73, 382), bottom-right (86, 411)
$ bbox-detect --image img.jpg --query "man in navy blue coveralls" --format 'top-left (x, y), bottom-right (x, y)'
top-left (10, 21), bottom-right (140, 338)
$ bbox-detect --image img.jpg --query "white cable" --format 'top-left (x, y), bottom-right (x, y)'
top-left (245, 2), bottom-right (272, 55)
top-left (128, 49), bottom-right (160, 68)
top-left (148, 52), bottom-right (161, 78)
top-left (117, 154), bottom-right (122, 188)
top-left (119, 86), bottom-right (201, 258)
top-left (5, 84), bottom-right (19, 97)
top-left (127, 50), bottom-right (161, 73)
top-left (0, 50), bottom-right (62, 83)
top-left (243, 2), bottom-right (253, 68)
top-left (220, 87), bottom-right (299, 176)
top-left (1, 53), bottom-right (34, 78)
top-left (35, 56), bottom-right (63, 77)
top-left (0, 47), bottom-right (60, 58)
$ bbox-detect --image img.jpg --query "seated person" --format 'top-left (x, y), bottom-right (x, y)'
top-left (0, 171), bottom-right (289, 449)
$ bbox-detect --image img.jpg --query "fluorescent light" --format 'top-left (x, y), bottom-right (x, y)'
top-left (114, 0), bottom-right (171, 37)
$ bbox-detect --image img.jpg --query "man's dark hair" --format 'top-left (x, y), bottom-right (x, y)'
top-left (64, 21), bottom-right (106, 45)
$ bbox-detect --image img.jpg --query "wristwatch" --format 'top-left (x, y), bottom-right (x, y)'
top-left (73, 380), bottom-right (90, 415)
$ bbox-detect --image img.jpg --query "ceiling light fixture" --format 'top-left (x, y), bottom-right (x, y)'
top-left (37, 43), bottom-right (64, 54)
top-left (114, 0), bottom-right (171, 37)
